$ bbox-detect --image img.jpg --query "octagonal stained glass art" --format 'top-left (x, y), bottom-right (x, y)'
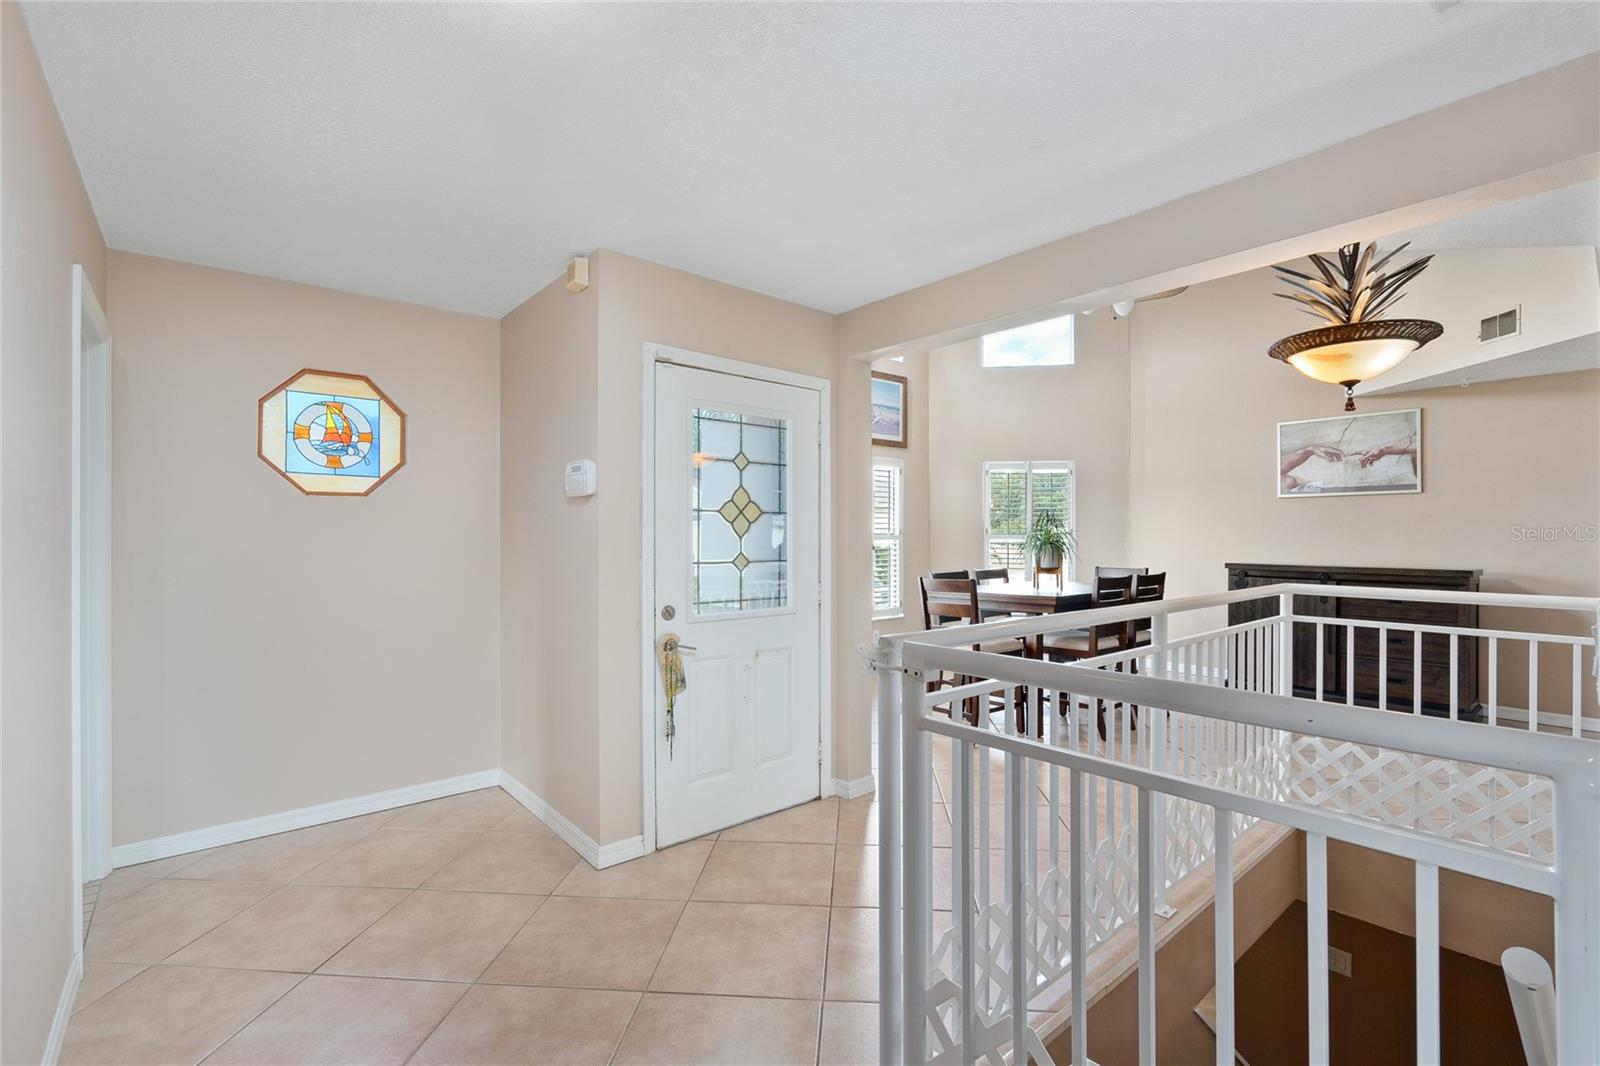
top-left (258, 369), bottom-right (405, 496)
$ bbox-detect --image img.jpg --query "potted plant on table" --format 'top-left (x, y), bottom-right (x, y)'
top-left (1024, 509), bottom-right (1075, 587)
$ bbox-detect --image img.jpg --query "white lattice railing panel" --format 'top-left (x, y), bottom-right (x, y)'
top-left (1285, 736), bottom-right (1555, 863)
top-left (881, 582), bottom-right (1600, 1066)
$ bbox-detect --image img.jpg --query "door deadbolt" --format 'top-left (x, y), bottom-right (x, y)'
top-left (661, 605), bottom-right (676, 621)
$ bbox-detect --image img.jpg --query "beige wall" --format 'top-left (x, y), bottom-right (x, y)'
top-left (1321, 838), bottom-right (1552, 967)
top-left (500, 268), bottom-right (602, 837)
top-left (106, 252), bottom-right (501, 844)
top-left (1361, 244), bottom-right (1600, 394)
top-left (1127, 267), bottom-right (1600, 713)
top-left (591, 250), bottom-right (848, 843)
top-left (925, 310), bottom-right (1132, 578)
top-left (871, 351), bottom-right (930, 637)
top-left (1, 5), bottom-right (109, 1060)
top-left (834, 354), bottom-right (877, 784)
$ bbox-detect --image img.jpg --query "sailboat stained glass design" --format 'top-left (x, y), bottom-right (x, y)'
top-left (258, 369), bottom-right (405, 496)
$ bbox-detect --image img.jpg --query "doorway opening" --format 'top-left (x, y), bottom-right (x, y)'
top-left (72, 264), bottom-right (112, 944)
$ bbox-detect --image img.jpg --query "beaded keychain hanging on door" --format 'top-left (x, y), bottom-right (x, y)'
top-left (657, 635), bottom-right (687, 758)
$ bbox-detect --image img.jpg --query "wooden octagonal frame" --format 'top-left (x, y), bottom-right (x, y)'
top-left (258, 368), bottom-right (407, 496)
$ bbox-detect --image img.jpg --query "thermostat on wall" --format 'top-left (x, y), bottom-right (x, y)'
top-left (565, 460), bottom-right (597, 497)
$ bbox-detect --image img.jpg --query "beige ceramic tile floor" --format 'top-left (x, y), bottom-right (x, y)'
top-left (65, 786), bottom-right (939, 1066)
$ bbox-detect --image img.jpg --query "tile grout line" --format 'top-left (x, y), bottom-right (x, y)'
top-left (449, 888), bottom-right (557, 991)
top-left (197, 795), bottom-right (528, 1064)
top-left (394, 982), bottom-right (472, 1066)
top-left (147, 814), bottom-right (482, 973)
top-left (814, 798), bottom-right (844, 1066)
top-left (76, 793), bottom-right (876, 1062)
top-left (192, 969), bottom-right (313, 1066)
top-left (71, 795), bottom-right (497, 1047)
top-left (304, 882), bottom-right (426, 978)
top-left (605, 832), bottom-right (717, 1066)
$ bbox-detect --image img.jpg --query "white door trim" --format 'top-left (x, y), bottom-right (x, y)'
top-left (640, 342), bottom-right (833, 855)
top-left (70, 264), bottom-right (113, 936)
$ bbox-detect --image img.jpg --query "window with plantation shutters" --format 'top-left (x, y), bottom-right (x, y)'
top-left (872, 460), bottom-right (903, 617)
top-left (983, 461), bottom-right (1075, 576)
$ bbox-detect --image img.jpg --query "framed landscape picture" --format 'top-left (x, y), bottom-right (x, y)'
top-left (1278, 408), bottom-right (1421, 498)
top-left (871, 371), bottom-right (907, 448)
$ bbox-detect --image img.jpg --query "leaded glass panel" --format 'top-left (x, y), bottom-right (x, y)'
top-left (692, 409), bottom-right (790, 613)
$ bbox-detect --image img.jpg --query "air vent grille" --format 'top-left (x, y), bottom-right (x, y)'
top-left (1479, 307), bottom-right (1520, 343)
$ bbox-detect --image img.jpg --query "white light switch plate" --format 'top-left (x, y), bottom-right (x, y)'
top-left (1329, 946), bottom-right (1353, 978)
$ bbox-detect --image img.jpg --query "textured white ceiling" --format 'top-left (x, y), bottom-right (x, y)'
top-left (22, 2), bottom-right (1600, 317)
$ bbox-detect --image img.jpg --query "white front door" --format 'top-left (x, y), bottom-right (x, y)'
top-left (653, 362), bottom-right (821, 847)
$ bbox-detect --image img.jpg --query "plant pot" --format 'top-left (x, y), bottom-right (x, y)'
top-left (1037, 547), bottom-right (1062, 570)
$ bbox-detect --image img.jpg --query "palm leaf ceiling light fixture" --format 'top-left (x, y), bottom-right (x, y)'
top-left (1268, 241), bottom-right (1442, 411)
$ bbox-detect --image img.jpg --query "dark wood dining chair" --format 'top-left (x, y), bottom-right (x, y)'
top-left (1125, 571), bottom-right (1167, 649)
top-left (919, 575), bottom-right (1027, 725)
top-left (1122, 571), bottom-right (1168, 726)
top-left (929, 569), bottom-right (971, 580)
top-left (1041, 573), bottom-right (1134, 740)
top-left (973, 568), bottom-right (1013, 620)
top-left (1094, 565), bottom-right (1149, 583)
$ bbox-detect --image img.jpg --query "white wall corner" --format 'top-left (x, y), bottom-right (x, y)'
top-left (43, 952), bottom-right (83, 1065)
top-left (110, 769), bottom-right (501, 868)
top-left (832, 774), bottom-right (876, 800)
top-left (498, 770), bottom-right (645, 871)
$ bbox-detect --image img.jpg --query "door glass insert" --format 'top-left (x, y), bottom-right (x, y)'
top-left (692, 408), bottom-right (789, 613)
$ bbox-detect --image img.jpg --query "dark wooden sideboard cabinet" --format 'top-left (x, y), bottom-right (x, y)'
top-left (1225, 563), bottom-right (1482, 718)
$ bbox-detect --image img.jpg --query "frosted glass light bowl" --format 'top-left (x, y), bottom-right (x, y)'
top-left (1268, 319), bottom-right (1443, 409)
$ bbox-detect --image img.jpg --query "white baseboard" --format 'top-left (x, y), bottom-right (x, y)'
top-left (1492, 704), bottom-right (1600, 737)
top-left (498, 770), bottom-right (645, 870)
top-left (43, 951), bottom-right (82, 1065)
top-left (831, 774), bottom-right (876, 799)
top-left (110, 769), bottom-right (501, 869)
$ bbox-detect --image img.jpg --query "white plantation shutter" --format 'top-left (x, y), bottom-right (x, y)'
top-left (872, 461), bottom-right (903, 616)
top-left (1029, 464), bottom-right (1074, 532)
top-left (984, 464), bottom-right (1027, 570)
top-left (984, 460), bottom-right (1076, 577)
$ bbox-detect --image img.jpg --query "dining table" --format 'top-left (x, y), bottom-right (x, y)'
top-left (926, 576), bottom-right (1096, 617)
top-left (923, 576), bottom-right (1099, 734)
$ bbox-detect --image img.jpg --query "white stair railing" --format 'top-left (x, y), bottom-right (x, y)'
top-left (873, 582), bottom-right (1600, 1066)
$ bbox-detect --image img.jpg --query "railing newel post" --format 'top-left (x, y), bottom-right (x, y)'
top-left (1278, 591), bottom-right (1294, 697)
top-left (877, 636), bottom-right (904, 1064)
top-left (1553, 760), bottom-right (1600, 1066)
top-left (1150, 613), bottom-right (1173, 915)
top-left (900, 646), bottom-right (930, 1066)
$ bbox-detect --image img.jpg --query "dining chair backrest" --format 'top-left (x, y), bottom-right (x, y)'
top-left (921, 575), bottom-right (981, 629)
top-left (929, 569), bottom-right (970, 580)
top-left (1128, 571), bottom-right (1167, 646)
top-left (974, 568), bottom-right (1009, 583)
top-left (1094, 565), bottom-right (1149, 583)
top-left (1086, 573), bottom-right (1135, 648)
top-left (1093, 573), bottom-right (1134, 606)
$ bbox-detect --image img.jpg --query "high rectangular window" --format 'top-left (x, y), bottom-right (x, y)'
top-left (872, 460), bottom-right (903, 618)
top-left (981, 314), bottom-right (1075, 368)
top-left (983, 461), bottom-right (1075, 575)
